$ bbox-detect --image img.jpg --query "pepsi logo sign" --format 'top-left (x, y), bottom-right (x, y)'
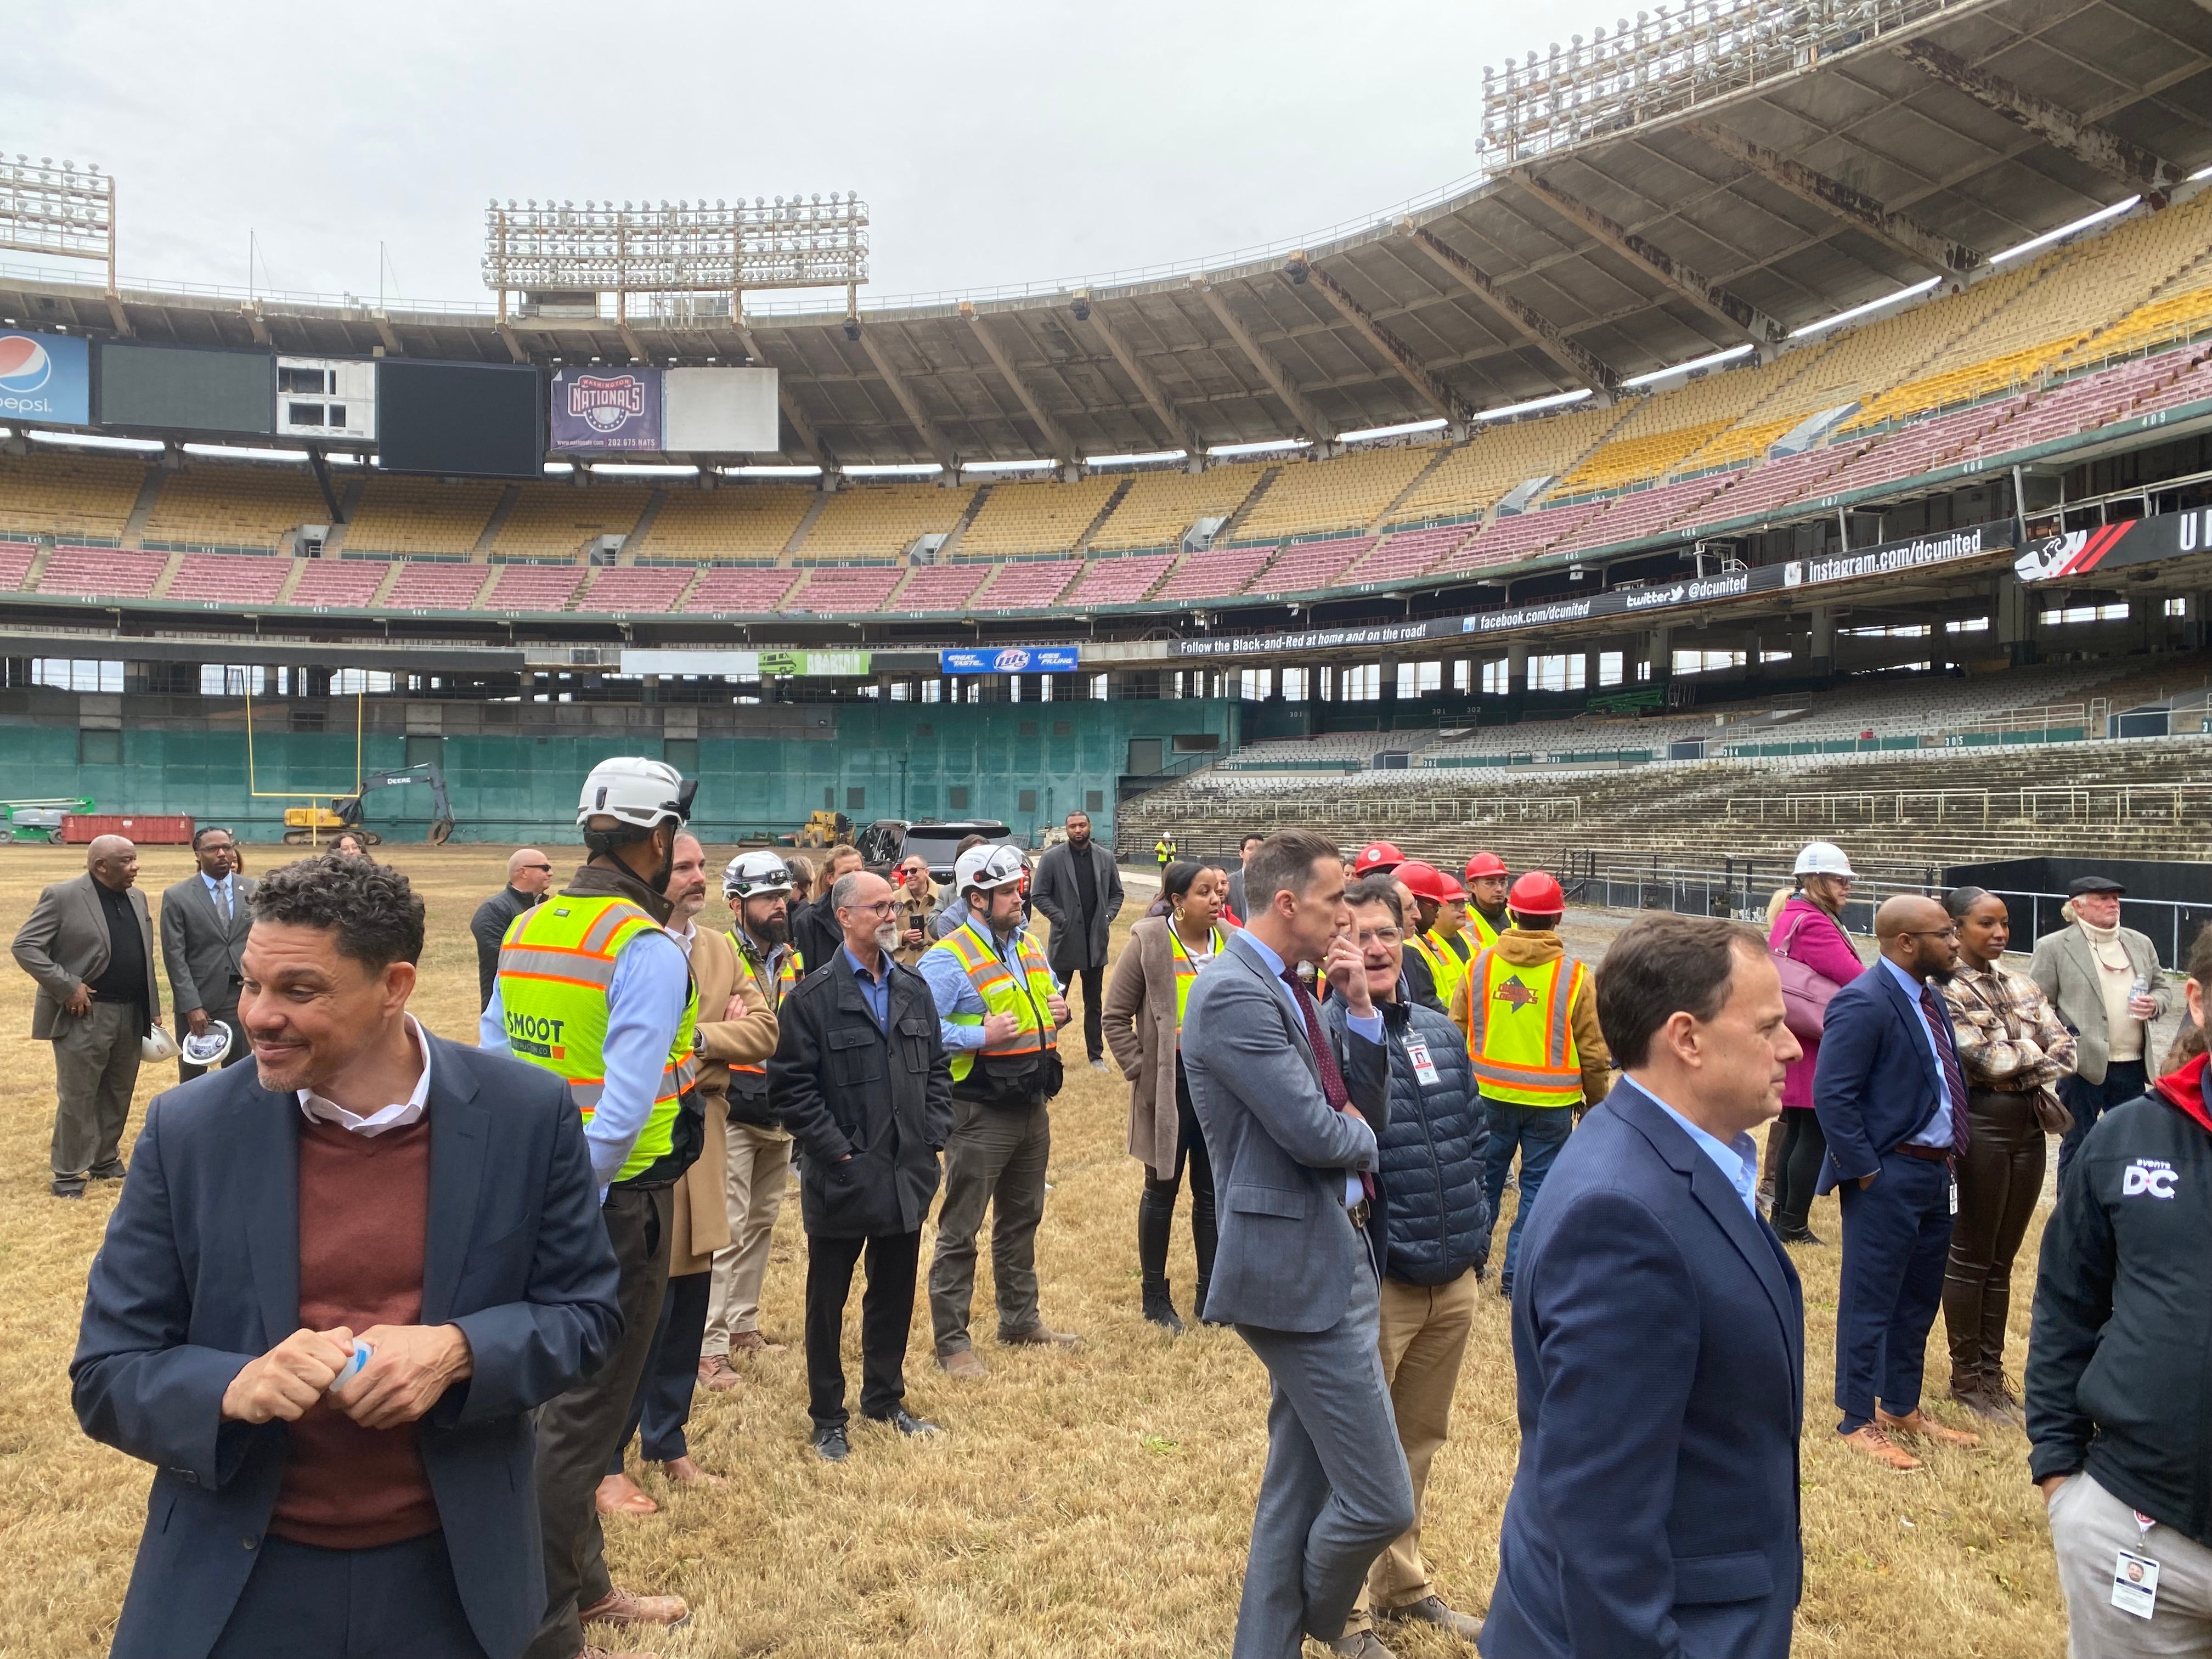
top-left (0, 335), bottom-right (52, 393)
top-left (0, 331), bottom-right (87, 421)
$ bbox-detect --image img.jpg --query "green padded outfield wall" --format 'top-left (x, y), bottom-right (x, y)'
top-left (6, 699), bottom-right (1237, 846)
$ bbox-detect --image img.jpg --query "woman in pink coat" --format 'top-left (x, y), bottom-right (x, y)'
top-left (1768, 841), bottom-right (1866, 1244)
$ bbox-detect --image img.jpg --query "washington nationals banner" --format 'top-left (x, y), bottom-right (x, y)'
top-left (550, 365), bottom-right (663, 452)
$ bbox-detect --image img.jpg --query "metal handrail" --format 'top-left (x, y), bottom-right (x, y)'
top-left (1726, 781), bottom-right (2212, 826)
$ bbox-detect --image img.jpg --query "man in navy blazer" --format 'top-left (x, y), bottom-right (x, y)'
top-left (1812, 893), bottom-right (1982, 1472)
top-left (72, 855), bottom-right (622, 1659)
top-left (1484, 915), bottom-right (1804, 1659)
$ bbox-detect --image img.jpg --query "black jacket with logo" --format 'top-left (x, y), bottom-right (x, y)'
top-left (2027, 1059), bottom-right (2212, 1545)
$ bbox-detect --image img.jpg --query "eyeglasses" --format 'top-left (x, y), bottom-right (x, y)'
top-left (1901, 926), bottom-right (1960, 942)
top-left (522, 862), bottom-right (553, 873)
top-left (849, 901), bottom-right (900, 917)
top-left (1351, 927), bottom-right (1402, 948)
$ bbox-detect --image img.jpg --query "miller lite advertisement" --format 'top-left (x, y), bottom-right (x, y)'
top-left (550, 365), bottom-right (663, 453)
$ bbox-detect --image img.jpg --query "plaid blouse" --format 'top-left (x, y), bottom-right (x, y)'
top-left (1942, 961), bottom-right (2078, 1090)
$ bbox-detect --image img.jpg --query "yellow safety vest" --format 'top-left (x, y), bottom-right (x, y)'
top-left (1467, 908), bottom-right (1504, 952)
top-left (929, 921), bottom-right (1059, 1083)
top-left (1412, 928), bottom-right (1470, 1015)
top-left (497, 894), bottom-right (700, 1183)
top-left (1465, 946), bottom-right (1587, 1108)
top-left (727, 937), bottom-right (803, 1081)
top-left (1168, 922), bottom-right (1227, 1039)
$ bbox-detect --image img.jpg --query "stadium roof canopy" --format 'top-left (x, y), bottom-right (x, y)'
top-left (5, 0), bottom-right (2211, 469)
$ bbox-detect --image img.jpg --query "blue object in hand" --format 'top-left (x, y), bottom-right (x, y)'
top-left (328, 1339), bottom-right (373, 1392)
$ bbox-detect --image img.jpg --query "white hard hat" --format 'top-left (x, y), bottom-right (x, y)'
top-left (723, 850), bottom-right (795, 901)
top-left (1793, 841), bottom-right (1855, 878)
top-left (576, 756), bottom-right (695, 831)
top-left (142, 1024), bottom-right (179, 1063)
top-left (180, 1019), bottom-right (234, 1068)
top-left (955, 843), bottom-right (1026, 894)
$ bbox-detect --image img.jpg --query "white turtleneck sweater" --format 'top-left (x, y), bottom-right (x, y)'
top-left (2077, 917), bottom-right (2145, 1063)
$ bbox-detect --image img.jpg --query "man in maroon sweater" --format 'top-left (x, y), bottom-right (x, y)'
top-left (74, 855), bottom-right (622, 1659)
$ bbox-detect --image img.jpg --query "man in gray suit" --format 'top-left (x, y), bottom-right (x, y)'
top-left (1028, 810), bottom-right (1124, 1070)
top-left (1182, 827), bottom-right (1412, 1659)
top-left (159, 825), bottom-right (256, 1080)
top-left (12, 834), bottom-right (164, 1198)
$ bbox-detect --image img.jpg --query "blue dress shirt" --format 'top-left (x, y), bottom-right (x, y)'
top-left (844, 944), bottom-right (893, 1030)
top-left (1879, 955), bottom-right (1954, 1149)
top-left (200, 870), bottom-right (235, 919)
top-left (1643, 1085), bottom-right (1761, 1215)
top-left (480, 927), bottom-right (691, 1192)
top-left (915, 915), bottom-right (1061, 1051)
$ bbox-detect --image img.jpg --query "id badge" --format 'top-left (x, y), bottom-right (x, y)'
top-left (1949, 1177), bottom-right (1959, 1216)
top-left (1403, 1036), bottom-right (1441, 1088)
top-left (2112, 1550), bottom-right (2160, 1620)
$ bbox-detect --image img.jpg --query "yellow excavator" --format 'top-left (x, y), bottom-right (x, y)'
top-left (283, 763), bottom-right (456, 847)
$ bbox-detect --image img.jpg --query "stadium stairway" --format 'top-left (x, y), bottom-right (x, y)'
top-left (1121, 733), bottom-right (2212, 880)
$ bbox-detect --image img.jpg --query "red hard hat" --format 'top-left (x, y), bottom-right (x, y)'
top-left (1464, 851), bottom-right (1508, 882)
top-left (1395, 860), bottom-right (1468, 903)
top-left (1509, 870), bottom-right (1566, 918)
top-left (1353, 839), bottom-right (1406, 876)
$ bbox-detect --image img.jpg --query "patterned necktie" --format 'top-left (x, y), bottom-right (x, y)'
top-left (1282, 966), bottom-right (1375, 1201)
top-left (1918, 983), bottom-right (1973, 1157)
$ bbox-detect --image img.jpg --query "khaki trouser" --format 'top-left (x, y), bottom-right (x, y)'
top-left (1347, 1267), bottom-right (1480, 1627)
top-left (2051, 1471), bottom-right (2212, 1657)
top-left (702, 1115), bottom-right (792, 1354)
top-left (52, 1000), bottom-right (142, 1188)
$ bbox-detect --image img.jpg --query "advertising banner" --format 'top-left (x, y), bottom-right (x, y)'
top-left (619, 648), bottom-right (870, 679)
top-left (0, 330), bottom-right (90, 425)
top-left (664, 366), bottom-right (778, 452)
top-left (940, 645), bottom-right (1082, 674)
top-left (1171, 520), bottom-right (2017, 657)
top-left (2013, 511), bottom-right (2207, 583)
top-left (550, 365), bottom-right (663, 453)
top-left (97, 342), bottom-right (274, 435)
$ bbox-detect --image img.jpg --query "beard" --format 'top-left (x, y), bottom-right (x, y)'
top-left (752, 912), bottom-right (791, 947)
top-left (875, 921), bottom-right (902, 955)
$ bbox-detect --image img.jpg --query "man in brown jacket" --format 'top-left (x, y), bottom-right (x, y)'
top-left (599, 833), bottom-right (778, 1517)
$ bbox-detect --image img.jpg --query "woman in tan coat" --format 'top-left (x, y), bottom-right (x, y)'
top-left (1104, 859), bottom-right (1230, 1333)
top-left (600, 839), bottom-right (780, 1515)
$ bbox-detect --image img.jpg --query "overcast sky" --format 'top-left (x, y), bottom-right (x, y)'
top-left (13, 0), bottom-right (1610, 311)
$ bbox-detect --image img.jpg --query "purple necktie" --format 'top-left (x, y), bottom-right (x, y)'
top-left (1918, 983), bottom-right (1973, 1158)
top-left (1283, 967), bottom-right (1374, 1201)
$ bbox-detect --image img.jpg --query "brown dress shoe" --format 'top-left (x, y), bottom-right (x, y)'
top-left (1839, 1424), bottom-right (1922, 1471)
top-left (1877, 1406), bottom-right (1982, 1449)
top-left (938, 1348), bottom-right (989, 1379)
top-left (1378, 1594), bottom-right (1484, 1641)
top-left (1000, 1325), bottom-right (1080, 1348)
top-left (729, 1328), bottom-right (787, 1355)
top-left (594, 1472), bottom-right (659, 1517)
top-left (580, 1586), bottom-right (691, 1628)
top-left (696, 1353), bottom-right (741, 1393)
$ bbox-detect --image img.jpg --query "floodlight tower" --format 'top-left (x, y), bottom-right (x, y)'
top-left (481, 193), bottom-right (870, 329)
top-left (0, 153), bottom-right (117, 294)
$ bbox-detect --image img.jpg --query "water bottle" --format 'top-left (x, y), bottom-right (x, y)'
top-left (2130, 974), bottom-right (2153, 1016)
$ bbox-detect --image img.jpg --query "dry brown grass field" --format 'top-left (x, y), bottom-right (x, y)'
top-left (0, 843), bottom-right (2068, 1657)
